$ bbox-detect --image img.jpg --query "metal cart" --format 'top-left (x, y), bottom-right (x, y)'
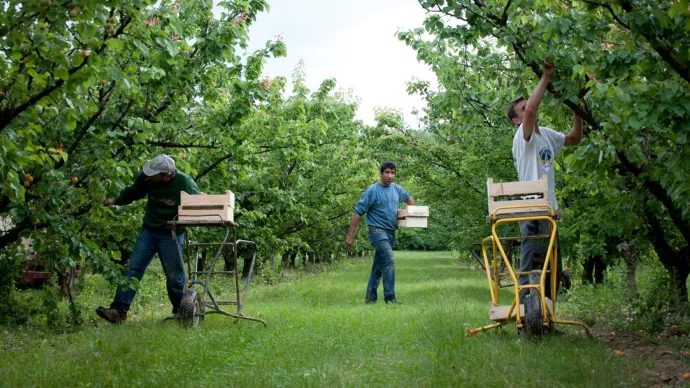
top-left (466, 177), bottom-right (590, 338)
top-left (168, 192), bottom-right (266, 327)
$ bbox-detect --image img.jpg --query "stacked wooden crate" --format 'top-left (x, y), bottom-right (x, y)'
top-left (397, 206), bottom-right (429, 228)
top-left (486, 175), bottom-right (559, 221)
top-left (178, 190), bottom-right (235, 222)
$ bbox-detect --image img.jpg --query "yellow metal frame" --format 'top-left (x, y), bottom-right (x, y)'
top-left (467, 204), bottom-right (591, 338)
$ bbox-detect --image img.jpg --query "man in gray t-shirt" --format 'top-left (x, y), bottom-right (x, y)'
top-left (506, 62), bottom-right (583, 299)
top-left (345, 161), bottom-right (415, 304)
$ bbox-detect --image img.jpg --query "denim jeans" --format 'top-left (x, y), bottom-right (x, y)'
top-left (366, 228), bottom-right (396, 302)
top-left (519, 220), bottom-right (561, 300)
top-left (111, 226), bottom-right (186, 313)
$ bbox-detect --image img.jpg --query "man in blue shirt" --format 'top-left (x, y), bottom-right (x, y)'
top-left (345, 161), bottom-right (415, 304)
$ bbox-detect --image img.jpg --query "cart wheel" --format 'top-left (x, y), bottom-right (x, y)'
top-left (523, 291), bottom-right (544, 338)
top-left (179, 289), bottom-right (202, 327)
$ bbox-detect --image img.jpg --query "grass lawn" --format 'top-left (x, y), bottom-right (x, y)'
top-left (0, 251), bottom-right (639, 387)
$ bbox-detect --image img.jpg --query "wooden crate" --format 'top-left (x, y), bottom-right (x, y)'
top-left (397, 206), bottom-right (429, 218)
top-left (397, 205), bottom-right (429, 228)
top-left (489, 298), bottom-right (553, 321)
top-left (487, 176), bottom-right (552, 217)
top-left (178, 190), bottom-right (235, 222)
top-left (398, 217), bottom-right (428, 228)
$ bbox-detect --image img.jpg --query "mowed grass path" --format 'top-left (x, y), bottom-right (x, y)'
top-left (1, 252), bottom-right (636, 387)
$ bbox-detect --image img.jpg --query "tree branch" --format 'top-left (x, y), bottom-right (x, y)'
top-left (428, 159), bottom-right (483, 195)
top-left (579, 0), bottom-right (630, 29)
top-left (0, 12), bottom-right (132, 132)
top-left (584, 0), bottom-right (690, 85)
top-left (0, 217), bottom-right (31, 250)
top-left (63, 84), bottom-right (116, 158)
top-left (618, 150), bottom-right (690, 245)
top-left (195, 152), bottom-right (234, 181)
top-left (145, 141), bottom-right (219, 149)
top-left (501, 0), bottom-right (513, 25)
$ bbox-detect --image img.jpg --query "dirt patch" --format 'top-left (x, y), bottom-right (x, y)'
top-left (592, 327), bottom-right (690, 386)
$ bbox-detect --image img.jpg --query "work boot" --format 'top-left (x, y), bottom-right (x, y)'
top-left (96, 306), bottom-right (126, 324)
top-left (385, 299), bottom-right (403, 305)
top-left (365, 297), bottom-right (377, 304)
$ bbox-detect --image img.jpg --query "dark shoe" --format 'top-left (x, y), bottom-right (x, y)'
top-left (365, 298), bottom-right (377, 304)
top-left (385, 299), bottom-right (402, 305)
top-left (96, 306), bottom-right (126, 324)
top-left (546, 326), bottom-right (565, 336)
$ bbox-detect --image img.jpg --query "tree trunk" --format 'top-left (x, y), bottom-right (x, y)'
top-left (617, 240), bottom-right (638, 299)
top-left (582, 256), bottom-right (594, 284)
top-left (644, 208), bottom-right (690, 302)
top-left (58, 267), bottom-right (76, 300)
top-left (662, 254), bottom-right (689, 302)
top-left (198, 248), bottom-right (207, 272)
top-left (242, 257), bottom-right (251, 278)
top-left (594, 257), bottom-right (607, 284)
top-left (582, 255), bottom-right (606, 284)
top-left (223, 247), bottom-right (235, 272)
top-left (626, 261), bottom-right (637, 298)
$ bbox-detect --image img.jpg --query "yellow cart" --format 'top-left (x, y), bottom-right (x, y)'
top-left (467, 177), bottom-right (590, 338)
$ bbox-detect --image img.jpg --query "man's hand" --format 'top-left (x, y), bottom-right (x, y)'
top-left (102, 198), bottom-right (115, 207)
top-left (345, 233), bottom-right (355, 249)
top-left (543, 61), bottom-right (556, 78)
top-left (345, 213), bottom-right (361, 250)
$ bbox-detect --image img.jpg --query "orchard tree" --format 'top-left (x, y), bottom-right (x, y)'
top-left (400, 0), bottom-right (690, 300)
top-left (192, 67), bottom-right (370, 266)
top-left (0, 0), bottom-right (286, 321)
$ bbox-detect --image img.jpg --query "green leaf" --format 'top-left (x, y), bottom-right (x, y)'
top-left (133, 133), bottom-right (147, 143)
top-left (66, 117), bottom-right (77, 130)
top-left (55, 68), bottom-right (69, 81)
top-left (132, 39), bottom-right (150, 56)
top-left (106, 38), bottom-right (124, 51)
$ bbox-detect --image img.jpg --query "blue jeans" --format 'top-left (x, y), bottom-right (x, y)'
top-left (519, 220), bottom-right (561, 300)
top-left (111, 226), bottom-right (186, 314)
top-left (366, 228), bottom-right (396, 302)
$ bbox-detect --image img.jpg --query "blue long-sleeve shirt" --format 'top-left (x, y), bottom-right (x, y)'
top-left (354, 182), bottom-right (410, 230)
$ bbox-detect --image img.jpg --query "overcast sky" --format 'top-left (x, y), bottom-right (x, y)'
top-left (242, 0), bottom-right (436, 127)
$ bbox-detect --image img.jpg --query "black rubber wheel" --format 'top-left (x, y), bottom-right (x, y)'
top-left (179, 289), bottom-right (202, 327)
top-left (523, 291), bottom-right (544, 338)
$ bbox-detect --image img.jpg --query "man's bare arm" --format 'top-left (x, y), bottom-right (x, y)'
top-left (345, 213), bottom-right (361, 249)
top-left (522, 62), bottom-right (556, 141)
top-left (405, 197), bottom-right (416, 206)
top-left (564, 114), bottom-right (583, 146)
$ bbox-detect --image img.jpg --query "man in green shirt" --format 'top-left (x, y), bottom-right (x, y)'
top-left (96, 154), bottom-right (201, 323)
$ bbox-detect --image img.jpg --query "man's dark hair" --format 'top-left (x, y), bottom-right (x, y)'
top-left (380, 161), bottom-right (396, 173)
top-left (506, 96), bottom-right (525, 125)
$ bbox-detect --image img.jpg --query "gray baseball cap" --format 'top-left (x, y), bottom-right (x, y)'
top-left (143, 154), bottom-right (176, 176)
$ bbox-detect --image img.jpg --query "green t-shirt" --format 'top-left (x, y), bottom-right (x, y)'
top-left (114, 171), bottom-right (201, 230)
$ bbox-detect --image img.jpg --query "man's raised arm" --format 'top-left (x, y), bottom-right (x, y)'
top-left (522, 62), bottom-right (556, 141)
top-left (564, 114), bottom-right (583, 146)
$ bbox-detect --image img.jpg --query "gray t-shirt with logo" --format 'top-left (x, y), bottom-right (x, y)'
top-left (512, 125), bottom-right (565, 210)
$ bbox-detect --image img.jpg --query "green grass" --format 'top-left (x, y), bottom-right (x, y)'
top-left (0, 251), bottom-right (639, 387)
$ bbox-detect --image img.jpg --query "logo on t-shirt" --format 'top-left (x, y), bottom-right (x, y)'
top-left (537, 147), bottom-right (554, 170)
top-left (150, 196), bottom-right (176, 207)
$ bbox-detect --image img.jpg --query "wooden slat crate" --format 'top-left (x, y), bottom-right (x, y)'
top-left (397, 206), bottom-right (429, 218)
top-left (178, 190), bottom-right (235, 222)
top-left (397, 205), bottom-right (429, 228)
top-left (489, 298), bottom-right (553, 321)
top-left (487, 176), bottom-right (552, 217)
